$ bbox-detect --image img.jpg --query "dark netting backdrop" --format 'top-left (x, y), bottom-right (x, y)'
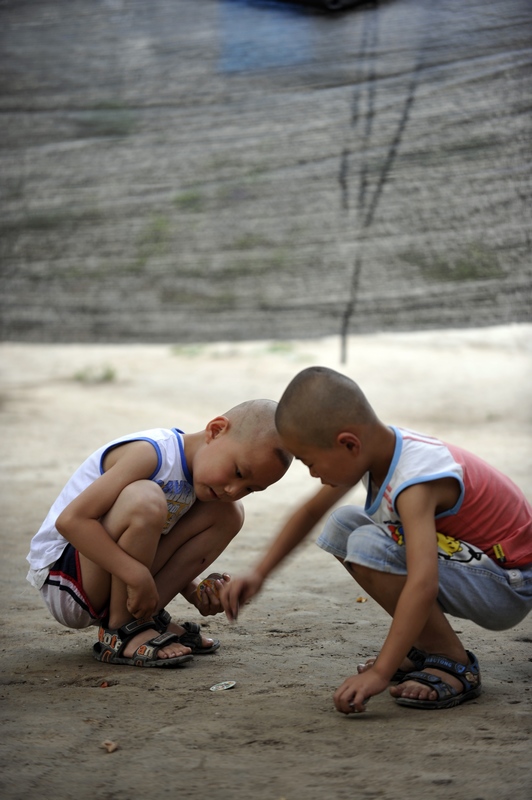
top-left (1, 0), bottom-right (531, 347)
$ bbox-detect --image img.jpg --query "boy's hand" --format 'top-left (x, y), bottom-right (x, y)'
top-left (333, 668), bottom-right (389, 714)
top-left (125, 567), bottom-right (159, 620)
top-left (220, 570), bottom-right (264, 621)
top-left (192, 573), bottom-right (231, 616)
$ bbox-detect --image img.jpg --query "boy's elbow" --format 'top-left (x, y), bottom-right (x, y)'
top-left (408, 572), bottom-right (439, 605)
top-left (423, 577), bottom-right (439, 605)
top-left (55, 508), bottom-right (76, 538)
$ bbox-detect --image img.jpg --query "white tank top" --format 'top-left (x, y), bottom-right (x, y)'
top-left (26, 428), bottom-right (195, 588)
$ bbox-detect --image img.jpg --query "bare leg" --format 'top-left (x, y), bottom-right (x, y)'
top-left (79, 480), bottom-right (190, 659)
top-left (152, 499), bottom-right (244, 643)
top-left (153, 499), bottom-right (243, 602)
top-left (79, 483), bottom-right (244, 658)
top-left (342, 560), bottom-right (471, 701)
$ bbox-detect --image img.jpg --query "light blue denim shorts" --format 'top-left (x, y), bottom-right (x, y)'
top-left (317, 506), bottom-right (532, 631)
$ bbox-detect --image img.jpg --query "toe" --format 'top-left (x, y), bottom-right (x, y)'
top-left (165, 643), bottom-right (191, 659)
top-left (389, 680), bottom-right (437, 701)
top-left (403, 683), bottom-right (436, 701)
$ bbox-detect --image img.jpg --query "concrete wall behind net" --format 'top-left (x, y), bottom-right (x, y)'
top-left (1, 0), bottom-right (531, 344)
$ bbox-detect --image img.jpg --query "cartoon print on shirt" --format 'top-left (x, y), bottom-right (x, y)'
top-left (436, 531), bottom-right (484, 563)
top-left (388, 523), bottom-right (405, 546)
top-left (385, 522), bottom-right (484, 564)
top-left (156, 479), bottom-right (195, 533)
top-left (437, 532), bottom-right (463, 556)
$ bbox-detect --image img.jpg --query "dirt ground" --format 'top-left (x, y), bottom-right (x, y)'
top-left (1, 325), bottom-right (531, 800)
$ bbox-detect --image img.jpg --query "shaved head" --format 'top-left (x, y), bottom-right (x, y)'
top-left (276, 366), bottom-right (377, 448)
top-left (224, 399), bottom-right (293, 470)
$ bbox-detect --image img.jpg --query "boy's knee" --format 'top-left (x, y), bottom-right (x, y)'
top-left (344, 560), bottom-right (376, 583)
top-left (225, 499), bottom-right (245, 536)
top-left (210, 499), bottom-right (245, 540)
top-left (118, 480), bottom-right (167, 528)
top-left (327, 505), bottom-right (374, 533)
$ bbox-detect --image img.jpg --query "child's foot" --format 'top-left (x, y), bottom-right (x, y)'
top-left (122, 627), bottom-right (191, 660)
top-left (389, 666), bottom-right (462, 702)
top-left (167, 621), bottom-right (218, 653)
top-left (153, 609), bottom-right (220, 654)
top-left (390, 651), bottom-right (481, 709)
top-left (93, 618), bottom-right (194, 667)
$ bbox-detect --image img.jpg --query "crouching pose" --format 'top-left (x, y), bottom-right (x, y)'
top-left (222, 367), bottom-right (532, 711)
top-left (27, 400), bottom-right (292, 668)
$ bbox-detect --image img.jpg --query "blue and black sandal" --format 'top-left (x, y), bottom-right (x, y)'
top-left (394, 650), bottom-right (482, 709)
top-left (392, 646), bottom-right (427, 682)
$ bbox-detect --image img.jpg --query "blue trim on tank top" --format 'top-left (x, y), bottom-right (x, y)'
top-left (99, 437), bottom-right (163, 479)
top-left (172, 428), bottom-right (193, 484)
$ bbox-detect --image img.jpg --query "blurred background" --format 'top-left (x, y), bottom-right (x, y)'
top-left (1, 0), bottom-right (531, 349)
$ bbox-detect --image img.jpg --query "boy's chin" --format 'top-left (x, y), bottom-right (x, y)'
top-left (195, 485), bottom-right (218, 502)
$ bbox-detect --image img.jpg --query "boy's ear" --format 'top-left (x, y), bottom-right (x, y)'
top-left (205, 416), bottom-right (231, 441)
top-left (336, 431), bottom-right (361, 454)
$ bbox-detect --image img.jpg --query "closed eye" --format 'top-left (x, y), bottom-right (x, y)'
top-left (236, 468), bottom-right (254, 493)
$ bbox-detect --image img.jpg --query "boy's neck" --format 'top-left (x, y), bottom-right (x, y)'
top-left (182, 431), bottom-right (203, 474)
top-left (367, 423), bottom-right (396, 488)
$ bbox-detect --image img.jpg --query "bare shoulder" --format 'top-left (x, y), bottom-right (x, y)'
top-left (101, 439), bottom-right (160, 476)
top-left (57, 440), bottom-right (161, 529)
top-left (396, 477), bottom-right (460, 518)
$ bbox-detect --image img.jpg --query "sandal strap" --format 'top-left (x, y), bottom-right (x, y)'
top-left (407, 646), bottom-right (427, 668)
top-left (97, 617), bottom-right (169, 659)
top-left (130, 631), bottom-right (184, 665)
top-left (391, 646), bottom-right (427, 682)
top-left (422, 650), bottom-right (480, 690)
top-left (153, 608), bottom-right (172, 632)
top-left (176, 621), bottom-right (202, 648)
top-left (396, 669), bottom-right (459, 702)
top-left (118, 617), bottom-right (160, 637)
top-left (151, 611), bottom-right (202, 642)
top-left (150, 613), bottom-right (215, 652)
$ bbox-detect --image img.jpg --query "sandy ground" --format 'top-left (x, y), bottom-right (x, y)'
top-left (1, 325), bottom-right (531, 800)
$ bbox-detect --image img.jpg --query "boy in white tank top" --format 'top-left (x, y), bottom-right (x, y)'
top-left (27, 399), bottom-right (292, 669)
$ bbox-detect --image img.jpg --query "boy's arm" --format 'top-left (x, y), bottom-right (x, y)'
top-left (369, 483), bottom-right (441, 667)
top-left (55, 441), bottom-right (161, 619)
top-left (334, 480), bottom-right (448, 713)
top-left (222, 484), bottom-right (350, 620)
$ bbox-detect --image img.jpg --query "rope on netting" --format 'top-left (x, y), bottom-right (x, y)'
top-left (339, 2), bottom-right (430, 363)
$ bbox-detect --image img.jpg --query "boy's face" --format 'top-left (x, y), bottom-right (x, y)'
top-left (193, 419), bottom-right (286, 503)
top-left (281, 433), bottom-right (364, 488)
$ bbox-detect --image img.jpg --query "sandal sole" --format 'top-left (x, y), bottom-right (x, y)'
top-left (186, 640), bottom-right (220, 655)
top-left (92, 643), bottom-right (193, 668)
